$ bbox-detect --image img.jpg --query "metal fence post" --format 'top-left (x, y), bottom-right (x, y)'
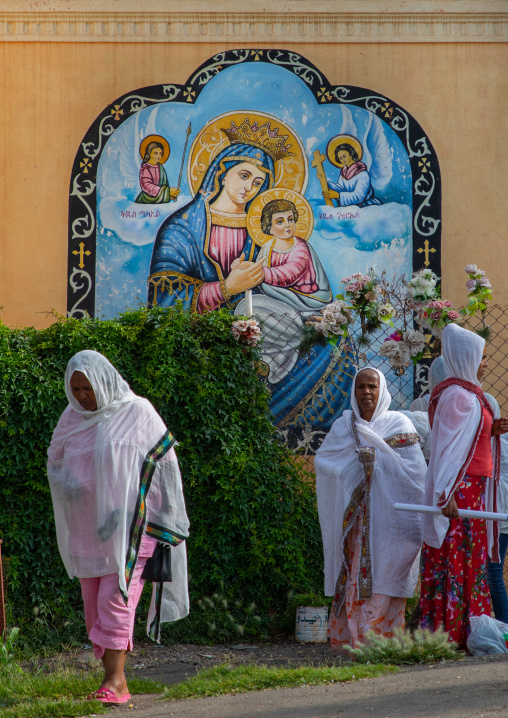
top-left (0, 540), bottom-right (5, 639)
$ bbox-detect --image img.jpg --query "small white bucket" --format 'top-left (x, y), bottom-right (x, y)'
top-left (295, 606), bottom-right (329, 643)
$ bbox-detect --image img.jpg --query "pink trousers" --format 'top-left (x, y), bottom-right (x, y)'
top-left (80, 539), bottom-right (155, 660)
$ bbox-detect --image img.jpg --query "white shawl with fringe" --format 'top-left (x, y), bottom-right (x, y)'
top-left (47, 350), bottom-right (190, 641)
top-left (315, 368), bottom-right (426, 605)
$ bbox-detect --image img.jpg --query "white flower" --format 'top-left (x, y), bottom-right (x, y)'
top-left (322, 308), bottom-right (336, 324)
top-left (319, 301), bottom-right (352, 337)
top-left (403, 330), bottom-right (426, 356)
top-left (377, 303), bottom-right (395, 321)
top-left (231, 318), bottom-right (261, 346)
top-left (413, 269), bottom-right (439, 283)
top-left (479, 277), bottom-right (492, 289)
top-left (379, 340), bottom-right (411, 368)
top-left (465, 264), bottom-right (478, 274)
top-left (416, 277), bottom-right (431, 288)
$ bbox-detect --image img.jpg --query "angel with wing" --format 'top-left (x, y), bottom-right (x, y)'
top-left (322, 134), bottom-right (382, 208)
top-left (135, 135), bottom-right (180, 204)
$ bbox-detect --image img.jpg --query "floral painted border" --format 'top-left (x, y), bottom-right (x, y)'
top-left (68, 48), bottom-right (441, 323)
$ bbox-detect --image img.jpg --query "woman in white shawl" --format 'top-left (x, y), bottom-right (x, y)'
top-left (420, 324), bottom-right (508, 649)
top-left (315, 367), bottom-right (426, 652)
top-left (47, 351), bottom-right (189, 704)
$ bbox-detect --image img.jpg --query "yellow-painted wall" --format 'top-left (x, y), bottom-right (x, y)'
top-left (1, 40), bottom-right (507, 327)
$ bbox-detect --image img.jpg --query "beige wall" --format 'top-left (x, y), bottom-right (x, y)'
top-left (0, 38), bottom-right (507, 327)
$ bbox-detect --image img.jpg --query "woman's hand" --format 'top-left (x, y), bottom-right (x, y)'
top-left (225, 255), bottom-right (265, 295)
top-left (492, 418), bottom-right (508, 435)
top-left (441, 495), bottom-right (459, 519)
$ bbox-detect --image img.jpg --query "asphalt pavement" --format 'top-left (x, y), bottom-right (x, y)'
top-left (109, 653), bottom-right (508, 718)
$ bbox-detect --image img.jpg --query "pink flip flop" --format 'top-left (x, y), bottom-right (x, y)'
top-left (89, 688), bottom-right (131, 705)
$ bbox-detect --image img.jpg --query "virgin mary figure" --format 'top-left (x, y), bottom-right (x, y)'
top-left (148, 136), bottom-right (278, 313)
top-left (148, 120), bottom-right (355, 430)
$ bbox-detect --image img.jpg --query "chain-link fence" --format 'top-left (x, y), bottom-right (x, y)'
top-left (261, 305), bottom-right (508, 454)
top-left (260, 311), bottom-right (424, 457)
top-left (260, 304), bottom-right (508, 586)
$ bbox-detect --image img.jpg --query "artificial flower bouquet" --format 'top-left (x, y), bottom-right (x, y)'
top-left (231, 318), bottom-right (261, 346)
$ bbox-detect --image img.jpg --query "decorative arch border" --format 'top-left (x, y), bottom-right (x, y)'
top-left (67, 48), bottom-right (441, 319)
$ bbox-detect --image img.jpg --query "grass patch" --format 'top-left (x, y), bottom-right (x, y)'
top-left (163, 662), bottom-right (398, 701)
top-left (345, 628), bottom-right (461, 665)
top-left (0, 662), bottom-right (163, 718)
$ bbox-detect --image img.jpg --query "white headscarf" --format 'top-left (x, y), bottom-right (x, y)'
top-left (428, 356), bottom-right (447, 394)
top-left (65, 350), bottom-right (135, 414)
top-left (442, 323), bottom-right (485, 386)
top-left (315, 367), bottom-right (426, 602)
top-left (48, 351), bottom-right (190, 640)
top-left (350, 366), bottom-right (391, 425)
top-left (423, 325), bottom-right (497, 553)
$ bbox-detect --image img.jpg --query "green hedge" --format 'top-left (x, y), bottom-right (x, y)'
top-left (0, 306), bottom-right (323, 650)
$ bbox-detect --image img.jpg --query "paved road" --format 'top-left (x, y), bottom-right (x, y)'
top-left (110, 654), bottom-right (508, 718)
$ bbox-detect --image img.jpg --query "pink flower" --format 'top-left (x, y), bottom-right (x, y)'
top-left (431, 311), bottom-right (442, 321)
top-left (429, 300), bottom-right (445, 310)
top-left (443, 300), bottom-right (453, 307)
top-left (447, 310), bottom-right (459, 320)
top-left (386, 331), bottom-right (403, 342)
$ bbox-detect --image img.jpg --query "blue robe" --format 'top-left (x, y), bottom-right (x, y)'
top-left (329, 168), bottom-right (381, 208)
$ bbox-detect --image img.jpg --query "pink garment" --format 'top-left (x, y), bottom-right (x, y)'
top-left (341, 161), bottom-right (368, 181)
top-left (139, 163), bottom-right (162, 198)
top-left (263, 238), bottom-right (318, 294)
top-left (80, 536), bottom-right (155, 660)
top-left (328, 507), bottom-right (406, 654)
top-left (196, 224), bottom-right (247, 313)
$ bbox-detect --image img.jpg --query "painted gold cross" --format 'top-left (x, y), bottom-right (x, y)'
top-left (311, 150), bottom-right (334, 207)
top-left (417, 240), bottom-right (436, 267)
top-left (72, 242), bottom-right (91, 269)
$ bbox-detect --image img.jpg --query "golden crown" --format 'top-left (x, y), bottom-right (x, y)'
top-left (221, 119), bottom-right (295, 162)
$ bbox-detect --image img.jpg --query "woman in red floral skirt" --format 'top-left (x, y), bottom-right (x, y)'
top-left (420, 324), bottom-right (508, 649)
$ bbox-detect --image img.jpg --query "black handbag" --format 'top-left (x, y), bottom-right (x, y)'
top-left (141, 543), bottom-right (172, 582)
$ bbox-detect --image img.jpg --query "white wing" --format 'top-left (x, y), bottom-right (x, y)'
top-left (363, 114), bottom-right (393, 189)
top-left (118, 114), bottom-right (141, 190)
top-left (338, 106), bottom-right (357, 137)
top-left (118, 105), bottom-right (162, 190)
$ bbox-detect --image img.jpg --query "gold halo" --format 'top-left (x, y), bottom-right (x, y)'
top-left (326, 134), bottom-right (363, 168)
top-left (139, 135), bottom-right (170, 164)
top-left (187, 111), bottom-right (307, 197)
top-left (246, 189), bottom-right (314, 247)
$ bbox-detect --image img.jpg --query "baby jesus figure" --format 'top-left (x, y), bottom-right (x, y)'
top-left (233, 196), bottom-right (332, 386)
top-left (231, 199), bottom-right (318, 295)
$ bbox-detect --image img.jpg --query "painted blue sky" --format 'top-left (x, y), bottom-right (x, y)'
top-left (95, 62), bottom-right (412, 319)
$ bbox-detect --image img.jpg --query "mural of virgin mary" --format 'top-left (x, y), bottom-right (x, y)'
top-left (148, 118), bottom-right (354, 429)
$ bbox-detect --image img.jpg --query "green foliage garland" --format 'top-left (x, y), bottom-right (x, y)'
top-left (0, 306), bottom-right (322, 650)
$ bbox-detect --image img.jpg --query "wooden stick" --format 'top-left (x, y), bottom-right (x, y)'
top-left (394, 503), bottom-right (508, 521)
